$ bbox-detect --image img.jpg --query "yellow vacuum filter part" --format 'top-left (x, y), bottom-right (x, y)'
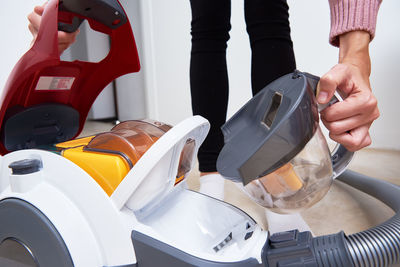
top-left (260, 163), bottom-right (303, 197)
top-left (61, 144), bottom-right (131, 196)
top-left (55, 120), bottom-right (176, 196)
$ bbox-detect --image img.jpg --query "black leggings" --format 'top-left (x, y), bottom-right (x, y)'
top-left (190, 0), bottom-right (296, 172)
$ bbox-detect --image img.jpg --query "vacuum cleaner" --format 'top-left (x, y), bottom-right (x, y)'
top-left (0, 0), bottom-right (398, 266)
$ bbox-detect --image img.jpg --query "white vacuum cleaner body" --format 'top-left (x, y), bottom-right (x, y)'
top-left (0, 1), bottom-right (266, 265)
top-left (0, 116), bottom-right (267, 267)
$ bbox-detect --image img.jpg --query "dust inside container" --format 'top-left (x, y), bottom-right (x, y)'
top-left (241, 126), bottom-right (333, 214)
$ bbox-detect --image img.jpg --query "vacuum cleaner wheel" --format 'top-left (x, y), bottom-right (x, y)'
top-left (0, 198), bottom-right (74, 267)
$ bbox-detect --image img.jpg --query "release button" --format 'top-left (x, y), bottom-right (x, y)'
top-left (269, 230), bottom-right (299, 249)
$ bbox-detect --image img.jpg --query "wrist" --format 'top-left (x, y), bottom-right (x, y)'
top-left (338, 31), bottom-right (371, 77)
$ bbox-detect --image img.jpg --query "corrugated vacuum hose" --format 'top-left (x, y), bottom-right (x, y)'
top-left (264, 170), bottom-right (400, 267)
top-left (338, 170), bottom-right (400, 267)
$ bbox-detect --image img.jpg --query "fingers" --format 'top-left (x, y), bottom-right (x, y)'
top-left (319, 66), bottom-right (380, 133)
top-left (318, 62), bottom-right (380, 151)
top-left (34, 5), bottom-right (45, 16)
top-left (27, 10), bottom-right (41, 34)
top-left (317, 64), bottom-right (352, 104)
top-left (58, 30), bottom-right (80, 45)
top-left (28, 23), bottom-right (37, 37)
top-left (28, 2), bottom-right (80, 54)
top-left (321, 91), bottom-right (378, 122)
top-left (27, 4), bottom-right (45, 37)
top-left (329, 124), bottom-right (372, 151)
top-left (58, 29), bottom-right (80, 53)
top-left (321, 108), bottom-right (379, 135)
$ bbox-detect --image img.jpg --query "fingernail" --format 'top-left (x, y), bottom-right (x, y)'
top-left (317, 91), bottom-right (328, 103)
top-left (316, 82), bottom-right (321, 96)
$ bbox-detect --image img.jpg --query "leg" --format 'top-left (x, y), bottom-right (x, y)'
top-left (190, 0), bottom-right (231, 173)
top-left (244, 0), bottom-right (296, 95)
top-left (189, 0), bottom-right (231, 200)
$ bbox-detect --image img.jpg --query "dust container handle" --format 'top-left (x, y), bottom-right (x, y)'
top-left (318, 92), bottom-right (354, 178)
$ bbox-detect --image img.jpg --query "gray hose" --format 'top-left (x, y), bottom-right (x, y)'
top-left (337, 170), bottom-right (400, 267)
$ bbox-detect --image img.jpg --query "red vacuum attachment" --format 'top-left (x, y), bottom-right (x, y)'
top-left (0, 0), bottom-right (140, 155)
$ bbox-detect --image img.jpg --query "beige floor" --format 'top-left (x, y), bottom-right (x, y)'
top-left (83, 120), bottom-right (400, 237)
top-left (187, 148), bottom-right (400, 236)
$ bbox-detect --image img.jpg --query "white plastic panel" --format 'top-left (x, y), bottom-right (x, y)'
top-left (111, 116), bottom-right (209, 211)
top-left (133, 188), bottom-right (267, 263)
top-left (0, 150), bottom-right (136, 266)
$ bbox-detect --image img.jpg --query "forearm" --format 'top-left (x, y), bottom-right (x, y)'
top-left (318, 1), bottom-right (381, 151)
top-left (338, 31), bottom-right (371, 78)
top-left (328, 0), bottom-right (382, 47)
top-left (318, 30), bottom-right (379, 150)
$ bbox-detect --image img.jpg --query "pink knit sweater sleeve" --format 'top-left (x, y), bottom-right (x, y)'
top-left (329, 0), bottom-right (382, 47)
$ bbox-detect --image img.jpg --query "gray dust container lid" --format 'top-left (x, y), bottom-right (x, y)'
top-left (216, 72), bottom-right (320, 185)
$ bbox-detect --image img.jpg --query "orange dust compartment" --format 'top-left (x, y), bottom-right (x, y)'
top-left (56, 120), bottom-right (172, 196)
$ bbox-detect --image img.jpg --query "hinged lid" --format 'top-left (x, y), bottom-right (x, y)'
top-left (217, 72), bottom-right (320, 184)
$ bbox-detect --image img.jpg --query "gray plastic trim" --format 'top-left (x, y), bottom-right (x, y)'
top-left (331, 144), bottom-right (354, 179)
top-left (262, 170), bottom-right (400, 267)
top-left (263, 230), bottom-right (354, 267)
top-left (217, 72), bottom-right (318, 184)
top-left (317, 93), bottom-right (354, 179)
top-left (104, 264), bottom-right (137, 267)
top-left (58, 0), bottom-right (127, 32)
top-left (0, 198), bottom-right (74, 267)
top-left (217, 71), bottom-right (355, 185)
top-left (132, 231), bottom-right (262, 267)
top-left (0, 238), bottom-right (38, 267)
top-left (312, 231), bottom-right (354, 267)
top-left (2, 104), bottom-right (80, 151)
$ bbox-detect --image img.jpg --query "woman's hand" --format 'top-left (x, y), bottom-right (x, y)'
top-left (317, 31), bottom-right (380, 151)
top-left (27, 3), bottom-right (79, 54)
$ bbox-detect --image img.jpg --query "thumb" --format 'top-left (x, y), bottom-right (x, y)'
top-left (317, 68), bottom-right (346, 104)
top-left (34, 4), bottom-right (46, 16)
top-left (316, 82), bottom-right (324, 102)
top-left (316, 81), bottom-right (332, 104)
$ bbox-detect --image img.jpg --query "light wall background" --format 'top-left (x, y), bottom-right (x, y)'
top-left (136, 0), bottom-right (400, 150)
top-left (0, 0), bottom-right (399, 150)
top-left (0, 0), bottom-right (44, 91)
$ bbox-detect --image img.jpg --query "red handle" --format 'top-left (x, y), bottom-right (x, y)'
top-left (0, 0), bottom-right (140, 155)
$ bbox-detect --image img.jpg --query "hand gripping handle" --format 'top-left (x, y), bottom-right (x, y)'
top-left (318, 92), bottom-right (354, 178)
